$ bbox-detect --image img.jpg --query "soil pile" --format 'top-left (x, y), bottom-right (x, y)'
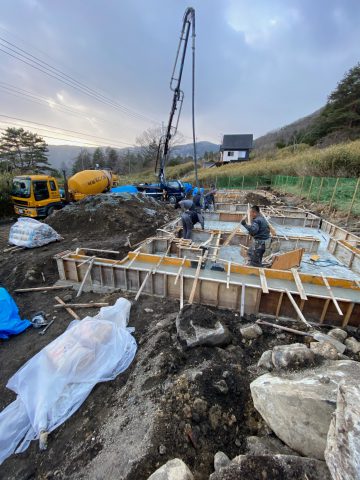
top-left (46, 193), bottom-right (175, 242)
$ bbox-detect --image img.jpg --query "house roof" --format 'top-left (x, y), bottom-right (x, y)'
top-left (221, 134), bottom-right (253, 151)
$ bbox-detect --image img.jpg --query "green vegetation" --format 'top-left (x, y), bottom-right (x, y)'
top-left (0, 127), bottom-right (51, 173)
top-left (304, 63), bottom-right (360, 144)
top-left (0, 171), bottom-right (13, 217)
top-left (183, 141), bottom-right (360, 184)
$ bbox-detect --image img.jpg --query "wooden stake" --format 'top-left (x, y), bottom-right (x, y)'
top-left (320, 298), bottom-right (330, 324)
top-left (126, 251), bottom-right (140, 269)
top-left (223, 226), bottom-right (240, 246)
top-left (54, 296), bottom-right (80, 320)
top-left (321, 273), bottom-right (343, 316)
top-left (346, 178), bottom-right (360, 225)
top-left (226, 261), bottom-right (231, 289)
top-left (329, 178), bottom-right (340, 210)
top-left (240, 283), bottom-right (245, 317)
top-left (317, 177), bottom-right (324, 202)
top-left (276, 291), bottom-right (284, 318)
top-left (188, 256), bottom-right (203, 304)
top-left (135, 270), bottom-right (151, 301)
top-left (247, 203), bottom-right (251, 224)
top-left (180, 273), bottom-right (184, 310)
top-left (54, 302), bottom-right (109, 308)
top-left (174, 256), bottom-right (187, 285)
top-left (259, 268), bottom-right (269, 294)
top-left (291, 268), bottom-right (308, 300)
top-left (76, 255), bottom-right (96, 269)
top-left (76, 258), bottom-right (95, 298)
top-left (285, 289), bottom-right (311, 328)
top-left (15, 285), bottom-right (69, 293)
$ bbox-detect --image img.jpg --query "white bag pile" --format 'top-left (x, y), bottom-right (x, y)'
top-left (9, 217), bottom-right (61, 248)
top-left (0, 298), bottom-right (137, 464)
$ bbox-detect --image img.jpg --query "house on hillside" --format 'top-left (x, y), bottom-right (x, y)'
top-left (220, 134), bottom-right (253, 163)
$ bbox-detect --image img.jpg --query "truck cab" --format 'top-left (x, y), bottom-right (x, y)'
top-left (11, 175), bottom-right (62, 218)
top-left (137, 180), bottom-right (185, 204)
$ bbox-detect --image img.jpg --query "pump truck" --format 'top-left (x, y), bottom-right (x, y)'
top-left (137, 7), bottom-right (198, 203)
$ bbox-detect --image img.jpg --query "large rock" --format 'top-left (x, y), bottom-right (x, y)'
top-left (345, 336), bottom-right (360, 354)
top-left (328, 328), bottom-right (347, 343)
top-left (310, 341), bottom-right (338, 360)
top-left (214, 451), bottom-right (231, 472)
top-left (246, 435), bottom-right (299, 456)
top-left (271, 343), bottom-right (315, 370)
top-left (250, 360), bottom-right (360, 459)
top-left (325, 382), bottom-right (360, 480)
top-left (240, 324), bottom-right (263, 340)
top-left (209, 455), bottom-right (331, 480)
top-left (147, 459), bottom-right (194, 480)
top-left (176, 305), bottom-right (231, 348)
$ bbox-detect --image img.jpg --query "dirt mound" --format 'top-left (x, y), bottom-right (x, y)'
top-left (46, 193), bottom-right (175, 242)
top-left (243, 191), bottom-right (273, 206)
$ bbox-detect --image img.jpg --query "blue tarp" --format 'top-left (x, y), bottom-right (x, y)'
top-left (183, 182), bottom-right (193, 194)
top-left (0, 288), bottom-right (31, 339)
top-left (110, 185), bottom-right (138, 193)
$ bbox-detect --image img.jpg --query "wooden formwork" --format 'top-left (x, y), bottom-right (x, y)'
top-left (54, 249), bottom-right (360, 327)
top-left (203, 211), bottom-right (321, 228)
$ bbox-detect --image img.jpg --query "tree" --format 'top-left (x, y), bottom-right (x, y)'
top-left (135, 126), bottom-right (184, 170)
top-left (72, 148), bottom-right (92, 174)
top-left (304, 63), bottom-right (360, 144)
top-left (105, 147), bottom-right (119, 171)
top-left (0, 127), bottom-right (50, 173)
top-left (92, 147), bottom-right (106, 168)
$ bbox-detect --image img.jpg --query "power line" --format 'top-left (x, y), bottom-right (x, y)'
top-left (0, 127), bottom-right (133, 150)
top-left (0, 37), bottom-right (161, 125)
top-left (0, 115), bottom-right (136, 149)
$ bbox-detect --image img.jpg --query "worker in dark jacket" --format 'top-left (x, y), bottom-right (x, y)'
top-left (175, 196), bottom-right (204, 239)
top-left (204, 184), bottom-right (217, 211)
top-left (241, 205), bottom-right (270, 267)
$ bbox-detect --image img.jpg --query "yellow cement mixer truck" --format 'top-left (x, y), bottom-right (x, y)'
top-left (11, 170), bottom-right (114, 218)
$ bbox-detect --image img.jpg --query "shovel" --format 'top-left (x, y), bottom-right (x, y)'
top-left (256, 319), bottom-right (346, 354)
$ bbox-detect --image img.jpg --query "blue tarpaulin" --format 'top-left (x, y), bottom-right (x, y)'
top-left (110, 185), bottom-right (138, 193)
top-left (0, 288), bottom-right (31, 339)
top-left (183, 182), bottom-right (193, 194)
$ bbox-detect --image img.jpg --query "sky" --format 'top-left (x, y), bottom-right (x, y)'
top-left (0, 0), bottom-right (359, 147)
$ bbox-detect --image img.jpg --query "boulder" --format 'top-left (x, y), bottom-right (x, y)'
top-left (257, 350), bottom-right (273, 370)
top-left (214, 451), bottom-right (231, 472)
top-left (271, 343), bottom-right (315, 370)
top-left (325, 382), bottom-right (360, 480)
top-left (328, 328), bottom-right (347, 343)
top-left (176, 305), bottom-right (231, 348)
top-left (245, 435), bottom-right (299, 456)
top-left (345, 336), bottom-right (360, 354)
top-left (147, 459), bottom-right (194, 480)
top-left (310, 341), bottom-right (338, 360)
top-left (250, 360), bottom-right (360, 459)
top-left (209, 455), bottom-right (331, 480)
top-left (240, 324), bottom-right (263, 340)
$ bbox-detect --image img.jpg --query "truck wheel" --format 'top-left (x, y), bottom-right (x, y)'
top-left (47, 206), bottom-right (55, 216)
top-left (168, 195), bottom-right (177, 205)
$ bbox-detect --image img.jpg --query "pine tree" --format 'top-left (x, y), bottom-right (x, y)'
top-left (92, 147), bottom-right (106, 168)
top-left (72, 148), bottom-right (92, 174)
top-left (0, 127), bottom-right (50, 173)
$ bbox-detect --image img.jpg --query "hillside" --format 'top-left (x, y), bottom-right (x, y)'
top-left (254, 108), bottom-right (323, 152)
top-left (47, 141), bottom-right (219, 170)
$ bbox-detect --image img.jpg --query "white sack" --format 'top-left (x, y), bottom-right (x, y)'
top-left (9, 217), bottom-right (61, 248)
top-left (0, 298), bottom-right (137, 464)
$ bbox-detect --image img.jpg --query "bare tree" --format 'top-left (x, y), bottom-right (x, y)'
top-left (135, 126), bottom-right (184, 169)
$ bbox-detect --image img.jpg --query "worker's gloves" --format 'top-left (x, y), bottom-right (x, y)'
top-left (241, 219), bottom-right (247, 226)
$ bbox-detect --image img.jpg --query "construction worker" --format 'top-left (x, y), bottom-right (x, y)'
top-left (241, 205), bottom-right (270, 267)
top-left (204, 184), bottom-right (217, 211)
top-left (175, 194), bottom-right (204, 239)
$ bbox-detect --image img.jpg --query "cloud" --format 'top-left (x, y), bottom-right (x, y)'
top-left (0, 0), bottom-right (359, 145)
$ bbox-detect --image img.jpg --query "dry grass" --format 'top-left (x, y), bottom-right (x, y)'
top-left (183, 141), bottom-right (360, 183)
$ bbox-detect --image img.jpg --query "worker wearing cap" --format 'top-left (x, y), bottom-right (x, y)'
top-left (204, 184), bottom-right (217, 211)
top-left (175, 194), bottom-right (204, 239)
top-left (241, 205), bottom-right (270, 267)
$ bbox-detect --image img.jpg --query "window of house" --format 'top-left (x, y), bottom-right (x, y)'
top-left (49, 180), bottom-right (57, 191)
top-left (227, 151), bottom-right (234, 157)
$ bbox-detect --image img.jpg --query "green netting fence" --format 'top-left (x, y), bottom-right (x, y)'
top-left (204, 174), bottom-right (360, 217)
